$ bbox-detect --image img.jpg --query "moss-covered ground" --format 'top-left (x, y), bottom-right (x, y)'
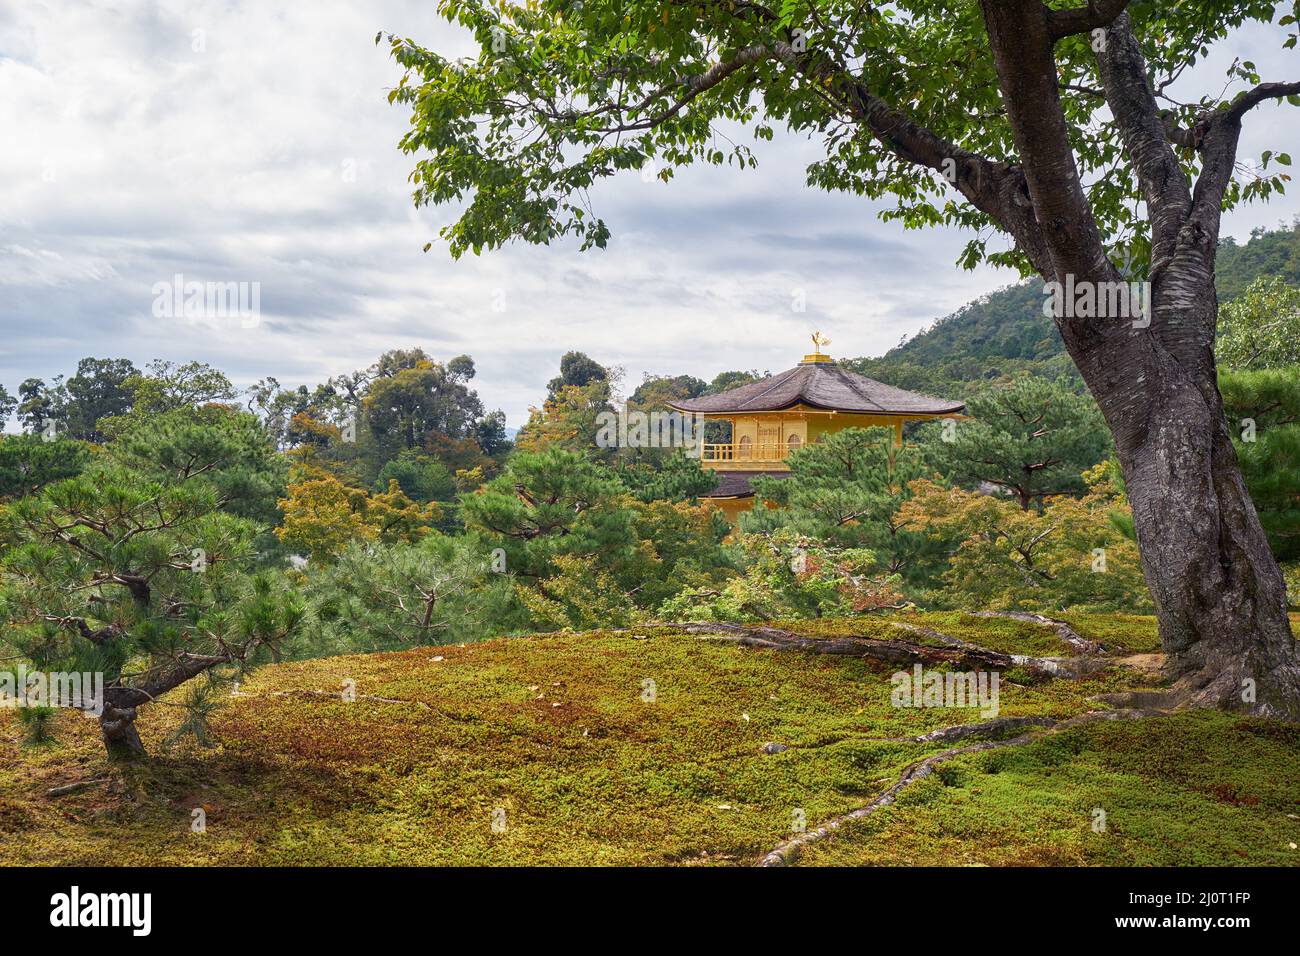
top-left (1, 612), bottom-right (1297, 866)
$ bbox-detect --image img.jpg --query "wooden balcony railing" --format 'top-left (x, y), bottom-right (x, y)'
top-left (702, 442), bottom-right (792, 463)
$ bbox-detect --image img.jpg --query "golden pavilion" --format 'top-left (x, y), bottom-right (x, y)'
top-left (669, 336), bottom-right (965, 522)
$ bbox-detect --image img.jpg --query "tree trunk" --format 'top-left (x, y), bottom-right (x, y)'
top-left (1065, 260), bottom-right (1300, 719)
top-left (973, 0), bottom-right (1300, 719)
top-left (100, 702), bottom-right (146, 760)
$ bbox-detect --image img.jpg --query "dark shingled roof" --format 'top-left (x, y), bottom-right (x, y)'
top-left (701, 470), bottom-right (792, 499)
top-left (669, 361), bottom-right (964, 415)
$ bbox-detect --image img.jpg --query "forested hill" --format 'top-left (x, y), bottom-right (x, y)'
top-left (844, 221), bottom-right (1300, 395)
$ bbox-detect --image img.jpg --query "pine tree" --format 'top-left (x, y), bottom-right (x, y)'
top-left (742, 427), bottom-right (936, 580)
top-left (927, 377), bottom-right (1109, 510)
top-left (0, 411), bottom-right (304, 759)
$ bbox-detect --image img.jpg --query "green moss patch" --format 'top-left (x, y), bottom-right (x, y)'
top-left (0, 613), bottom-right (1293, 866)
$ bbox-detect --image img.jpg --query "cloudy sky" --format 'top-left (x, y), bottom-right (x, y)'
top-left (2, 1), bottom-right (1297, 428)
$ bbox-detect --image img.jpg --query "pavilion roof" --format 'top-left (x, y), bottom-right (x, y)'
top-left (669, 359), bottom-right (964, 416)
top-left (701, 470), bottom-right (791, 499)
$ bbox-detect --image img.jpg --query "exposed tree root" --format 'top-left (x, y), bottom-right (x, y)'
top-left (758, 708), bottom-right (1159, 867)
top-left (46, 777), bottom-right (112, 798)
top-left (680, 621), bottom-right (1086, 679)
top-left (766, 716), bottom-right (1059, 755)
top-left (1094, 672), bottom-right (1281, 716)
top-left (1115, 653), bottom-right (1165, 675)
top-left (1091, 688), bottom-right (1179, 710)
top-left (889, 621), bottom-right (985, 651)
top-left (887, 714), bottom-right (1057, 744)
top-left (969, 611), bottom-right (1104, 654)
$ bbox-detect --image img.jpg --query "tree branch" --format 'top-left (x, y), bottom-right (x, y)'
top-left (979, 0), bottom-right (1115, 317)
top-left (734, 37), bottom-right (1054, 274)
top-left (109, 653), bottom-right (231, 710)
top-left (832, 73), bottom-right (1053, 274)
top-left (1222, 80), bottom-right (1300, 123)
top-left (1193, 81), bottom-right (1299, 227)
top-left (760, 707), bottom-right (1158, 866)
top-left (678, 621), bottom-right (1085, 679)
top-left (42, 615), bottom-right (125, 645)
top-left (1096, 12), bottom-right (1192, 274)
top-left (561, 20), bottom-right (1054, 276)
top-left (1046, 0), bottom-right (1130, 40)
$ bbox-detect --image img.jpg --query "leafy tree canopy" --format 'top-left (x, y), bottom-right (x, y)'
top-left (1217, 275), bottom-right (1300, 371)
top-left (305, 535), bottom-right (520, 653)
top-left (376, 450), bottom-right (458, 503)
top-left (11, 358), bottom-right (138, 442)
top-left (612, 450), bottom-right (719, 503)
top-left (364, 355), bottom-right (485, 451)
top-left (276, 467), bottom-right (439, 562)
top-left (515, 378), bottom-right (615, 456)
top-left (899, 471), bottom-right (1150, 613)
top-left (124, 360), bottom-right (236, 416)
top-left (459, 448), bottom-right (634, 578)
top-left (384, 1), bottom-right (1293, 269)
top-left (661, 528), bottom-right (902, 623)
top-left (104, 404), bottom-right (288, 527)
top-left (630, 374), bottom-right (707, 409)
top-left (546, 350), bottom-right (608, 401)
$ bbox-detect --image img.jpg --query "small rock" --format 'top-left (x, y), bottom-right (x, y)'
top-left (762, 742), bottom-right (789, 754)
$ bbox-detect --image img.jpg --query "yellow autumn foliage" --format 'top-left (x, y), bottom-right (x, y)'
top-left (276, 466), bottom-right (440, 561)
